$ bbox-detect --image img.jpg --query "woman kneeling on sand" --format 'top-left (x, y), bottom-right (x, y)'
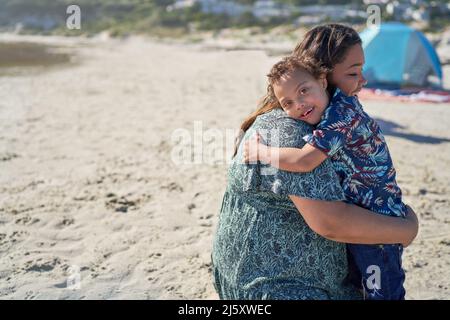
top-left (211, 24), bottom-right (419, 300)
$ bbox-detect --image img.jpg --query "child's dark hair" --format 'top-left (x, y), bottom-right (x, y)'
top-left (233, 56), bottom-right (328, 157)
top-left (293, 24), bottom-right (362, 94)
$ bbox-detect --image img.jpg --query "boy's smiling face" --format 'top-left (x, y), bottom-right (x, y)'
top-left (330, 44), bottom-right (367, 96)
top-left (273, 68), bottom-right (329, 125)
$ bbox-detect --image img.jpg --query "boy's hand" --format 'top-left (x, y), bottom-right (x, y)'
top-left (243, 133), bottom-right (268, 163)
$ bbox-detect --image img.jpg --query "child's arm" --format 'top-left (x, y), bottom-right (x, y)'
top-left (243, 133), bottom-right (327, 172)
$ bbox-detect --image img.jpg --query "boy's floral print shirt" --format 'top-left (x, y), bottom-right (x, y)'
top-left (305, 90), bottom-right (406, 217)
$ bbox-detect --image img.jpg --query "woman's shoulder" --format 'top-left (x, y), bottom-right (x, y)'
top-left (254, 108), bottom-right (287, 125)
top-left (229, 108), bottom-right (345, 201)
top-left (252, 108), bottom-right (313, 146)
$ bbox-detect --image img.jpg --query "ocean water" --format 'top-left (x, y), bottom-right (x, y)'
top-left (0, 41), bottom-right (71, 76)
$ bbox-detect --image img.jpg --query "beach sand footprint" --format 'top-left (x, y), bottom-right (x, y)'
top-left (0, 152), bottom-right (19, 161)
top-left (15, 215), bottom-right (40, 226)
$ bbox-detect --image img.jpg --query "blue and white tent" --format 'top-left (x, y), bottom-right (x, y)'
top-left (360, 22), bottom-right (443, 88)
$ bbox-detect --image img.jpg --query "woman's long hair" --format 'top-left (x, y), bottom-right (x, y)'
top-left (293, 23), bottom-right (362, 95)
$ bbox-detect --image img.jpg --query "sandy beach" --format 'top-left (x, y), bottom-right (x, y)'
top-left (0, 34), bottom-right (449, 299)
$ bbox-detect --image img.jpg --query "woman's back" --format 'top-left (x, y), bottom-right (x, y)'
top-left (212, 108), bottom-right (360, 300)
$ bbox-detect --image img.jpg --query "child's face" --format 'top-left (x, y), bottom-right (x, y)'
top-left (330, 44), bottom-right (367, 96)
top-left (273, 68), bottom-right (329, 125)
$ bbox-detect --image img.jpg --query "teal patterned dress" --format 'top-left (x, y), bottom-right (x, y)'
top-left (211, 108), bottom-right (361, 300)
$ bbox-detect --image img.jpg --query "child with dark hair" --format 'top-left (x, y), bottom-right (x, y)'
top-left (244, 24), bottom-right (410, 300)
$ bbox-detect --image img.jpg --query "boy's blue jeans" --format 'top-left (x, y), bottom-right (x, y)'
top-left (347, 244), bottom-right (405, 300)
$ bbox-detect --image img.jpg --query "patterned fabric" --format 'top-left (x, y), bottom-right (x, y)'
top-left (211, 108), bottom-right (361, 300)
top-left (305, 90), bottom-right (406, 217)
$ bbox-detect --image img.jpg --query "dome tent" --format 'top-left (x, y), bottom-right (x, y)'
top-left (360, 22), bottom-right (443, 89)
